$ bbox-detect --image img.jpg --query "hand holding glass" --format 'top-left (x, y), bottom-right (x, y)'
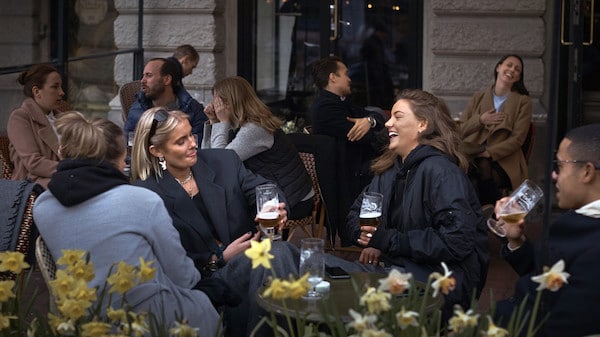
top-left (487, 179), bottom-right (543, 237)
top-left (360, 192), bottom-right (383, 228)
top-left (256, 184), bottom-right (281, 241)
top-left (299, 238), bottom-right (325, 299)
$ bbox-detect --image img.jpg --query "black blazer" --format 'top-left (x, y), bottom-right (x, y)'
top-left (134, 149), bottom-right (286, 271)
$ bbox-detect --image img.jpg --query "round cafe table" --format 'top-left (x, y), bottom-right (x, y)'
top-left (256, 272), bottom-right (443, 323)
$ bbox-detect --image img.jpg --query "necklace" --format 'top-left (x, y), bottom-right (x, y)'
top-left (174, 170), bottom-right (194, 198)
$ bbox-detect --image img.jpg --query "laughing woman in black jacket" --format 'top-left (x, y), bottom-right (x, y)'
top-left (347, 89), bottom-right (489, 312)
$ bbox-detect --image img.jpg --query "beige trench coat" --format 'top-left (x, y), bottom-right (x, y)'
top-left (458, 85), bottom-right (532, 190)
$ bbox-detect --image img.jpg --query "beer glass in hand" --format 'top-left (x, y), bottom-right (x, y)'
top-left (256, 184), bottom-right (281, 240)
top-left (487, 179), bottom-right (543, 237)
top-left (299, 238), bottom-right (325, 299)
top-left (360, 192), bottom-right (384, 229)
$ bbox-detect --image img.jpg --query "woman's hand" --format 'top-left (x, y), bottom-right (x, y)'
top-left (253, 202), bottom-right (288, 232)
top-left (479, 108), bottom-right (505, 125)
top-left (222, 231), bottom-right (260, 262)
top-left (213, 96), bottom-right (230, 124)
top-left (359, 247), bottom-right (382, 265)
top-left (204, 102), bottom-right (219, 124)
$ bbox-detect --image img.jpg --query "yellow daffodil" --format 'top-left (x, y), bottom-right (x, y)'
top-left (448, 306), bottom-right (479, 332)
top-left (56, 319), bottom-right (76, 336)
top-left (57, 250), bottom-right (87, 267)
top-left (483, 316), bottom-right (508, 337)
top-left (288, 273), bottom-right (311, 299)
top-left (50, 269), bottom-right (76, 299)
top-left (0, 314), bottom-right (17, 329)
top-left (59, 298), bottom-right (91, 320)
top-left (263, 278), bottom-right (288, 299)
top-left (0, 280), bottom-right (16, 302)
top-left (47, 313), bottom-right (62, 332)
top-left (430, 262), bottom-right (456, 297)
top-left (359, 287), bottom-right (391, 314)
top-left (27, 317), bottom-right (38, 337)
top-left (107, 307), bottom-right (128, 322)
top-left (531, 259), bottom-right (570, 292)
top-left (396, 306), bottom-right (419, 329)
top-left (68, 279), bottom-right (97, 303)
top-left (107, 261), bottom-right (138, 294)
top-left (346, 308), bottom-right (377, 332)
top-left (66, 259), bottom-right (95, 282)
top-left (170, 321), bottom-right (200, 337)
top-left (244, 239), bottom-right (274, 269)
top-left (378, 269), bottom-right (412, 295)
top-left (0, 251), bottom-right (29, 274)
top-left (138, 257), bottom-right (156, 282)
top-left (128, 311), bottom-right (150, 337)
top-left (81, 320), bottom-right (112, 337)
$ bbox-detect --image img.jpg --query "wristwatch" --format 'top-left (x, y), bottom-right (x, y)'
top-left (367, 116), bottom-right (376, 128)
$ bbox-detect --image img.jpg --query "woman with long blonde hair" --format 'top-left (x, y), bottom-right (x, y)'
top-left (202, 76), bottom-right (314, 224)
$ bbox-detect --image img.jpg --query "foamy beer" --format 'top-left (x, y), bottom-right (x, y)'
top-left (256, 183), bottom-right (281, 240)
top-left (360, 192), bottom-right (383, 228)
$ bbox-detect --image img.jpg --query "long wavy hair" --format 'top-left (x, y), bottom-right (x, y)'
top-left (130, 107), bottom-right (190, 181)
top-left (371, 89), bottom-right (468, 174)
top-left (495, 54), bottom-right (529, 96)
top-left (213, 76), bottom-right (282, 132)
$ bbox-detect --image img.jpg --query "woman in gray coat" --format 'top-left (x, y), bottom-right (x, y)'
top-left (33, 111), bottom-right (220, 335)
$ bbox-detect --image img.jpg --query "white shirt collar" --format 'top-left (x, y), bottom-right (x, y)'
top-left (575, 199), bottom-right (600, 218)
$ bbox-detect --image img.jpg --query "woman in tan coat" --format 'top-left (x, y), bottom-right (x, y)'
top-left (459, 54), bottom-right (532, 204)
top-left (7, 64), bottom-right (65, 188)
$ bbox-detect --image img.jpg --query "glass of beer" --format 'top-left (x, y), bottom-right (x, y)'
top-left (256, 184), bottom-right (281, 240)
top-left (487, 179), bottom-right (544, 237)
top-left (360, 192), bottom-right (383, 228)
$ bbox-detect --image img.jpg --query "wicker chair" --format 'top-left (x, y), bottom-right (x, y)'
top-left (283, 152), bottom-right (327, 242)
top-left (0, 134), bottom-right (13, 179)
top-left (119, 80), bottom-right (141, 122)
top-left (35, 236), bottom-right (57, 313)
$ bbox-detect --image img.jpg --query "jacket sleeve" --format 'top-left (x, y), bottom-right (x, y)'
top-left (501, 239), bottom-right (535, 275)
top-left (458, 92), bottom-right (485, 138)
top-left (370, 167), bottom-right (482, 264)
top-left (145, 194), bottom-right (202, 287)
top-left (187, 100), bottom-right (207, 140)
top-left (485, 96), bottom-right (532, 161)
top-left (124, 100), bottom-right (144, 135)
top-left (7, 108), bottom-right (58, 179)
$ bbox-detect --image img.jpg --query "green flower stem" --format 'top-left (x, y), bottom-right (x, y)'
top-left (526, 290), bottom-right (542, 337)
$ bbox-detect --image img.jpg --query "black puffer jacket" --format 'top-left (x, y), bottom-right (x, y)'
top-left (347, 145), bottom-right (489, 308)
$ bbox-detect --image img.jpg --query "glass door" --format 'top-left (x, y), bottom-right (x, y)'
top-left (558, 0), bottom-right (599, 136)
top-left (239, 0), bottom-right (422, 129)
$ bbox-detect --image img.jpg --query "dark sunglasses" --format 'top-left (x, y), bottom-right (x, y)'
top-left (552, 159), bottom-right (600, 174)
top-left (147, 109), bottom-right (169, 147)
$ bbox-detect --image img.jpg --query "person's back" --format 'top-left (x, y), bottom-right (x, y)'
top-left (33, 111), bottom-right (219, 334)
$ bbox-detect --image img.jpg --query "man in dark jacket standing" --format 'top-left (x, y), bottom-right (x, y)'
top-left (124, 58), bottom-right (207, 139)
top-left (496, 124), bottom-right (600, 337)
top-left (309, 56), bottom-right (387, 245)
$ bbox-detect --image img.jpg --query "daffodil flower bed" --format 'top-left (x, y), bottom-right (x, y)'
top-left (243, 239), bottom-right (570, 337)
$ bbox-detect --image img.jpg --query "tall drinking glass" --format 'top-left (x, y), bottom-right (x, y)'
top-left (256, 184), bottom-right (281, 241)
top-left (299, 238), bottom-right (325, 299)
top-left (487, 179), bottom-right (544, 237)
top-left (360, 192), bottom-right (383, 228)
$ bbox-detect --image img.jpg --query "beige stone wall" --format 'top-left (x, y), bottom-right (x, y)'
top-left (113, 0), bottom-right (229, 105)
top-left (423, 0), bottom-right (548, 120)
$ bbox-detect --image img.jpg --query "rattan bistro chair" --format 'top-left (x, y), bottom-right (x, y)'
top-left (283, 152), bottom-right (327, 241)
top-left (35, 236), bottom-right (58, 313)
top-left (0, 134), bottom-right (13, 179)
top-left (119, 80), bottom-right (141, 122)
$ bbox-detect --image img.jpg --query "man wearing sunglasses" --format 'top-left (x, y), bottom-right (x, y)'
top-left (124, 57), bottom-right (207, 140)
top-left (494, 123), bottom-right (600, 337)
